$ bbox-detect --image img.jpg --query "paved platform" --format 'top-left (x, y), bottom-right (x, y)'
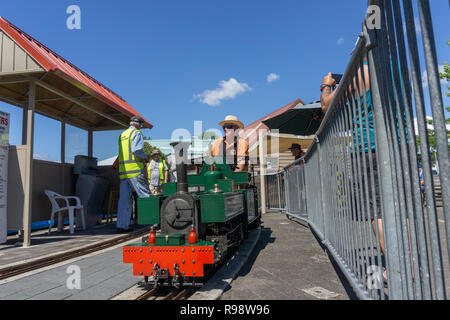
top-left (0, 239), bottom-right (140, 300)
top-left (0, 211), bottom-right (355, 300)
top-left (0, 219), bottom-right (147, 270)
top-left (220, 210), bottom-right (353, 300)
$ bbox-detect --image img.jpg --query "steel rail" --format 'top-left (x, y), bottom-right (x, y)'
top-left (0, 228), bottom-right (150, 280)
top-left (136, 288), bottom-right (160, 301)
top-left (136, 287), bottom-right (192, 301)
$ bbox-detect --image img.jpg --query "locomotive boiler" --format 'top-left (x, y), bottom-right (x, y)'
top-left (122, 142), bottom-right (260, 288)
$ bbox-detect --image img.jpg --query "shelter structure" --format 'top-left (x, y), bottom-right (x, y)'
top-left (243, 99), bottom-right (314, 171)
top-left (242, 98), bottom-right (314, 213)
top-left (0, 17), bottom-right (152, 246)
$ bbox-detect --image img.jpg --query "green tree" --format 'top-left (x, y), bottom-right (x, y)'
top-left (201, 130), bottom-right (220, 140)
top-left (439, 39), bottom-right (450, 124)
top-left (417, 40), bottom-right (450, 164)
top-left (143, 142), bottom-right (167, 162)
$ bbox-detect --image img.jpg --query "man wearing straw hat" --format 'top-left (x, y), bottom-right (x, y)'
top-left (211, 115), bottom-right (249, 172)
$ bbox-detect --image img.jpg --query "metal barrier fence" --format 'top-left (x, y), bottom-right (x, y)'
top-left (264, 172), bottom-right (286, 211)
top-left (267, 0), bottom-right (449, 300)
top-left (284, 160), bottom-right (308, 220)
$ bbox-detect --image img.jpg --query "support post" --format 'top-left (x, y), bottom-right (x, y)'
top-left (88, 128), bottom-right (93, 158)
top-left (61, 122), bottom-right (66, 164)
top-left (22, 106), bottom-right (28, 145)
top-left (61, 121), bottom-right (66, 195)
top-left (22, 80), bottom-right (36, 247)
top-left (259, 130), bottom-right (267, 214)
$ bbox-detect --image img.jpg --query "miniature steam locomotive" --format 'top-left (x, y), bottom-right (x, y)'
top-left (122, 143), bottom-right (260, 288)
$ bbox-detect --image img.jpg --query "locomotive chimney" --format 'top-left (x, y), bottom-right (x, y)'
top-left (170, 141), bottom-right (190, 193)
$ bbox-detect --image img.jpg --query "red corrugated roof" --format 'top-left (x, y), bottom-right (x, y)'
top-left (244, 98), bottom-right (305, 147)
top-left (0, 17), bottom-right (152, 129)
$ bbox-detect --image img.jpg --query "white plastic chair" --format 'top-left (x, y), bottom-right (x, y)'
top-left (45, 190), bottom-right (86, 234)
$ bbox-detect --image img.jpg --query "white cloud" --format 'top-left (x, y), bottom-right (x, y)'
top-left (194, 78), bottom-right (252, 107)
top-left (422, 65), bottom-right (446, 88)
top-left (403, 17), bottom-right (422, 35)
top-left (414, 17), bottom-right (422, 33)
top-left (337, 37), bottom-right (345, 45)
top-left (267, 73), bottom-right (280, 83)
top-left (34, 153), bottom-right (49, 161)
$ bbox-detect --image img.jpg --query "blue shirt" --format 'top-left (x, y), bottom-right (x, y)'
top-left (128, 126), bottom-right (148, 160)
top-left (351, 59), bottom-right (408, 153)
top-left (352, 90), bottom-right (375, 153)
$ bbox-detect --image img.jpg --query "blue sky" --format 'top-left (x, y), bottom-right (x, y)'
top-left (0, 0), bottom-right (448, 162)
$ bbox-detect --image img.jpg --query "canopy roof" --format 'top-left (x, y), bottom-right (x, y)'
top-left (0, 17), bottom-right (152, 130)
top-left (243, 98), bottom-right (305, 148)
top-left (262, 101), bottom-right (323, 136)
top-left (241, 98), bottom-right (314, 156)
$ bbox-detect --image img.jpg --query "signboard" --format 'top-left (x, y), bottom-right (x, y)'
top-left (0, 111), bottom-right (9, 244)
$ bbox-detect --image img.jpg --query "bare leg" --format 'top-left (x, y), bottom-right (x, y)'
top-left (372, 218), bottom-right (415, 280)
top-left (372, 218), bottom-right (385, 255)
top-left (372, 219), bottom-right (387, 279)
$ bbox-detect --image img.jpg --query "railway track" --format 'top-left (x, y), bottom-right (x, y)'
top-left (136, 287), bottom-right (193, 300)
top-left (0, 228), bottom-right (150, 281)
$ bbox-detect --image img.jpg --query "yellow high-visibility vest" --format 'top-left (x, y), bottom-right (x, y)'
top-left (147, 159), bottom-right (166, 185)
top-left (118, 128), bottom-right (144, 180)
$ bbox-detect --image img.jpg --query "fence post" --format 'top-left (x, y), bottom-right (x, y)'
top-left (284, 168), bottom-right (291, 215)
top-left (259, 130), bottom-right (267, 214)
top-left (364, 19), bottom-right (404, 299)
top-left (417, 0), bottom-right (450, 268)
top-left (316, 136), bottom-right (328, 240)
top-left (276, 173), bottom-right (281, 209)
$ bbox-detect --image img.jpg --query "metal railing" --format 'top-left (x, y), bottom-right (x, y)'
top-left (284, 160), bottom-right (308, 220)
top-left (264, 172), bottom-right (286, 211)
top-left (267, 0), bottom-right (449, 300)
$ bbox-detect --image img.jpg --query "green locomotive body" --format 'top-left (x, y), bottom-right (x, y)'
top-left (123, 155), bottom-right (260, 288)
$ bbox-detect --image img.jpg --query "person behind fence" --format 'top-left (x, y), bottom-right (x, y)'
top-left (320, 65), bottom-right (388, 281)
top-left (147, 149), bottom-right (168, 195)
top-left (320, 57), bottom-right (415, 283)
top-left (211, 115), bottom-right (249, 173)
top-left (419, 163), bottom-right (425, 202)
top-left (116, 116), bottom-right (150, 233)
top-left (289, 143), bottom-right (304, 160)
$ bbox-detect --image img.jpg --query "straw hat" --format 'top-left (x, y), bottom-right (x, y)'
top-left (219, 115), bottom-right (244, 129)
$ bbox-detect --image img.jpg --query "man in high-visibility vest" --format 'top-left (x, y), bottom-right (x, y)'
top-left (147, 149), bottom-right (168, 195)
top-left (117, 116), bottom-right (150, 232)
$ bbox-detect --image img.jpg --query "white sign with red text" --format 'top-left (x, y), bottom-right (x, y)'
top-left (0, 111), bottom-right (9, 244)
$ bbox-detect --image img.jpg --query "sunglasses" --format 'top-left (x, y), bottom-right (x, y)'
top-left (223, 125), bottom-right (238, 130)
